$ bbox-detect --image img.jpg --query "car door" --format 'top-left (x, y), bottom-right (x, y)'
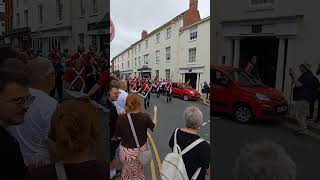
top-left (212, 70), bottom-right (231, 112)
top-left (172, 83), bottom-right (179, 97)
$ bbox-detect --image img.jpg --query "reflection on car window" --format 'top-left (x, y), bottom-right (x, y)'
top-left (230, 70), bottom-right (263, 87)
top-left (212, 70), bottom-right (228, 86)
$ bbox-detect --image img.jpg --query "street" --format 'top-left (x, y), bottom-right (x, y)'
top-left (212, 116), bottom-right (320, 180)
top-left (122, 93), bottom-right (211, 180)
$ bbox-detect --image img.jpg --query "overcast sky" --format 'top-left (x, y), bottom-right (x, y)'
top-left (110, 0), bottom-right (210, 59)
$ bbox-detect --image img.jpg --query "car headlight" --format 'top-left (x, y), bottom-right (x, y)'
top-left (256, 93), bottom-right (270, 101)
top-left (190, 91), bottom-right (195, 94)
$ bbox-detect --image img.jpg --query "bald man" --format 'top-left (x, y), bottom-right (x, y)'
top-left (113, 80), bottom-right (129, 114)
top-left (9, 57), bottom-right (58, 167)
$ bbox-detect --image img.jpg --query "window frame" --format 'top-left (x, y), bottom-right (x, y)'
top-left (190, 26), bottom-right (198, 40)
top-left (188, 47), bottom-right (197, 64)
top-left (155, 50), bottom-right (160, 63)
top-left (156, 33), bottom-right (160, 44)
top-left (165, 47), bottom-right (171, 61)
top-left (166, 27), bottom-right (172, 39)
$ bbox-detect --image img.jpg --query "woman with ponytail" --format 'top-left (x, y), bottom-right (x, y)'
top-left (25, 98), bottom-right (106, 180)
top-left (114, 93), bottom-right (158, 180)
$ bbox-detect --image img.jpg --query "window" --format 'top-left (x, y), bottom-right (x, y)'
top-left (118, 64), bottom-right (120, 70)
top-left (16, 13), bottom-right (20, 27)
top-left (165, 69), bottom-right (170, 81)
top-left (188, 48), bottom-right (196, 63)
top-left (165, 47), bottom-right (171, 61)
top-left (122, 54), bottom-right (123, 61)
top-left (156, 33), bottom-right (160, 44)
top-left (121, 63), bottom-right (124, 69)
top-left (155, 50), bottom-right (160, 63)
top-left (80, 0), bottom-right (85, 16)
top-left (144, 54), bottom-right (149, 65)
top-left (38, 5), bottom-right (43, 24)
top-left (56, 0), bottom-right (62, 22)
top-left (134, 58), bottom-right (137, 67)
top-left (190, 26), bottom-right (198, 40)
top-left (250, 0), bottom-right (274, 6)
top-left (155, 70), bottom-right (159, 78)
top-left (135, 46), bottom-right (137, 53)
top-left (92, 36), bottom-right (97, 47)
top-left (24, 10), bottom-right (28, 27)
top-left (166, 27), bottom-right (171, 39)
top-left (92, 0), bottom-right (98, 13)
top-left (128, 51), bottom-right (129, 58)
top-left (138, 57), bottom-right (141, 66)
top-left (78, 33), bottom-right (84, 49)
top-left (128, 61), bottom-right (130, 69)
top-left (145, 40), bottom-right (148, 49)
top-left (138, 44), bottom-right (141, 52)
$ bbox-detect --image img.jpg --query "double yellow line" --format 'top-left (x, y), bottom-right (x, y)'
top-left (147, 131), bottom-right (162, 180)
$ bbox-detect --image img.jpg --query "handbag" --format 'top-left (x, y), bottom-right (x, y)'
top-left (127, 113), bottom-right (152, 166)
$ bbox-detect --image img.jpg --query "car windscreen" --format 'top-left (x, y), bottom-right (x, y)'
top-left (229, 70), bottom-right (264, 87)
top-left (184, 84), bottom-right (193, 89)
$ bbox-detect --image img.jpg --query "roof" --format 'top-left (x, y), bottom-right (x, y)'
top-left (112, 10), bottom-right (188, 61)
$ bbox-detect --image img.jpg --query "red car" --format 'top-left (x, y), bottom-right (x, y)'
top-left (172, 82), bottom-right (201, 101)
top-left (211, 66), bottom-right (288, 123)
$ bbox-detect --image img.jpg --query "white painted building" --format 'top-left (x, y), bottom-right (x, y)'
top-left (0, 2), bottom-right (5, 37)
top-left (10, 0), bottom-right (108, 54)
top-left (214, 0), bottom-right (320, 98)
top-left (112, 0), bottom-right (210, 91)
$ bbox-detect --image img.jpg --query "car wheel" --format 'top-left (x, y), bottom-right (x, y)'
top-left (183, 95), bottom-right (189, 101)
top-left (234, 105), bottom-right (252, 123)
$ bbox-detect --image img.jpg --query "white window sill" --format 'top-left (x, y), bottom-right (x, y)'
top-left (155, 62), bottom-right (159, 64)
top-left (187, 62), bottom-right (196, 65)
top-left (165, 60), bottom-right (171, 62)
top-left (90, 13), bottom-right (99, 17)
top-left (246, 4), bottom-right (274, 12)
top-left (56, 21), bottom-right (63, 25)
top-left (189, 38), bottom-right (197, 42)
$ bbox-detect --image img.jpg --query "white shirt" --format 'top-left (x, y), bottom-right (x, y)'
top-left (113, 89), bottom-right (128, 114)
top-left (9, 88), bottom-right (57, 166)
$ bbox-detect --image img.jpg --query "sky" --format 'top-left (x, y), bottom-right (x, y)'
top-left (110, 0), bottom-right (210, 59)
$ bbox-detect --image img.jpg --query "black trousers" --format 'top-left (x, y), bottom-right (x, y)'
top-left (50, 78), bottom-right (63, 101)
top-left (309, 94), bottom-right (320, 119)
top-left (144, 92), bottom-right (151, 108)
top-left (167, 91), bottom-right (172, 102)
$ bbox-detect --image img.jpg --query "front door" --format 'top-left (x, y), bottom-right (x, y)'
top-left (185, 73), bottom-right (197, 89)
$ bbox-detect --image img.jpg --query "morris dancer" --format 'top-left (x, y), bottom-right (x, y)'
top-left (165, 80), bottom-right (173, 103)
top-left (139, 78), bottom-right (152, 109)
top-left (63, 54), bottom-right (86, 94)
top-left (155, 80), bottom-right (161, 98)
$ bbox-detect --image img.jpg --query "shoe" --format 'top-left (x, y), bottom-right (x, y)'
top-left (307, 116), bottom-right (313, 121)
top-left (294, 129), bottom-right (308, 136)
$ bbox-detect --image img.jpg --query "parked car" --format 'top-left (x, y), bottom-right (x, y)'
top-left (211, 66), bottom-right (288, 123)
top-left (172, 82), bottom-right (201, 101)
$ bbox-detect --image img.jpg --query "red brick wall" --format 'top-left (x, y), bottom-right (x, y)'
top-left (183, 8), bottom-right (201, 27)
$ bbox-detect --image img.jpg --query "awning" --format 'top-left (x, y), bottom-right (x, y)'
top-left (137, 65), bottom-right (152, 72)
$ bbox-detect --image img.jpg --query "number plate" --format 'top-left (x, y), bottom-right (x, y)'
top-left (277, 106), bottom-right (288, 112)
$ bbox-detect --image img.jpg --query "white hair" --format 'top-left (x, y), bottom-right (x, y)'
top-left (183, 106), bottom-right (203, 129)
top-left (235, 140), bottom-right (296, 180)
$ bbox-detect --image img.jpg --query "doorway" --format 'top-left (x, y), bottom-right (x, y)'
top-left (185, 73), bottom-right (197, 89)
top-left (240, 37), bottom-right (279, 87)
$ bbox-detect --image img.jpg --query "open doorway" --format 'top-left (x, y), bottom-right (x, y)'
top-left (185, 73), bottom-right (197, 89)
top-left (240, 37), bottom-right (279, 87)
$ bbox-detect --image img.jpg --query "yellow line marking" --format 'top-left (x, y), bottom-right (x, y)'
top-left (148, 132), bottom-right (162, 170)
top-left (150, 159), bottom-right (157, 180)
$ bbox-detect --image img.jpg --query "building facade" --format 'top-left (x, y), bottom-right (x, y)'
top-left (6, 0), bottom-right (107, 53)
top-left (112, 0), bottom-right (210, 91)
top-left (214, 0), bottom-right (320, 98)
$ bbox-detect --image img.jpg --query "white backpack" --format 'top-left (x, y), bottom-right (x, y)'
top-left (160, 128), bottom-right (204, 180)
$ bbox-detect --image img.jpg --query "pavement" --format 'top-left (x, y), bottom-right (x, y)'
top-left (212, 116), bottom-right (320, 180)
top-left (114, 93), bottom-right (211, 180)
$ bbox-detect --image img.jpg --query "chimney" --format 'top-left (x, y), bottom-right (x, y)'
top-left (189, 0), bottom-right (198, 10)
top-left (141, 30), bottom-right (148, 39)
top-left (183, 0), bottom-right (201, 27)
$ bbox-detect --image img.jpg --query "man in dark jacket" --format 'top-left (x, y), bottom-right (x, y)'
top-left (106, 80), bottom-right (120, 179)
top-left (0, 57), bottom-right (32, 180)
top-left (290, 64), bottom-right (319, 135)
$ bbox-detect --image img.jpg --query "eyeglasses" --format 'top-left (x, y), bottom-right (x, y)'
top-left (0, 95), bottom-right (36, 107)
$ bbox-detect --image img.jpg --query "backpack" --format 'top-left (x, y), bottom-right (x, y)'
top-left (160, 128), bottom-right (204, 180)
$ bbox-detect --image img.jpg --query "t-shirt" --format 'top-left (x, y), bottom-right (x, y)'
top-left (113, 89), bottom-right (128, 113)
top-left (169, 129), bottom-right (210, 180)
top-left (24, 160), bottom-right (106, 180)
top-left (115, 113), bottom-right (155, 148)
top-left (8, 88), bottom-right (57, 166)
top-left (0, 126), bottom-right (26, 180)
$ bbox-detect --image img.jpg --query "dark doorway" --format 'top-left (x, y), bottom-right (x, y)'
top-left (240, 37), bottom-right (279, 87)
top-left (185, 73), bottom-right (197, 89)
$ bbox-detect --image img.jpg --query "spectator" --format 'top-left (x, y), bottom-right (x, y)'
top-left (234, 141), bottom-right (296, 180)
top-left (49, 55), bottom-right (64, 101)
top-left (203, 82), bottom-right (210, 99)
top-left (168, 106), bottom-right (210, 180)
top-left (115, 93), bottom-right (158, 180)
top-left (316, 64), bottom-right (320, 122)
top-left (9, 57), bottom-right (58, 167)
top-left (0, 57), bottom-right (31, 180)
top-left (107, 80), bottom-right (121, 179)
top-left (113, 80), bottom-right (129, 114)
top-left (289, 64), bottom-right (319, 135)
top-left (245, 56), bottom-right (260, 81)
top-left (25, 98), bottom-right (106, 180)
